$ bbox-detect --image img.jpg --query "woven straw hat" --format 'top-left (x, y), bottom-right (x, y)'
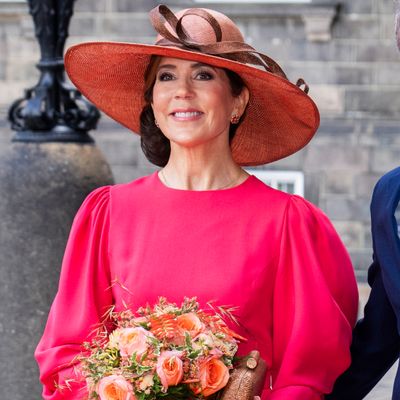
top-left (65, 5), bottom-right (319, 166)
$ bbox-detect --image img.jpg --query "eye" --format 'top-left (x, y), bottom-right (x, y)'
top-left (195, 70), bottom-right (214, 80)
top-left (157, 72), bottom-right (175, 81)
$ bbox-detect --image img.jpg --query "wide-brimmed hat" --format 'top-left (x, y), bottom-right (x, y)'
top-left (65, 5), bottom-right (319, 166)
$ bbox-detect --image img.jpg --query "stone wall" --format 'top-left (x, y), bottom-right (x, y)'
top-left (1, 0), bottom-right (400, 280)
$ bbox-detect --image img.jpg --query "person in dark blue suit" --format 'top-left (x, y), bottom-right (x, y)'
top-left (327, 167), bottom-right (400, 399)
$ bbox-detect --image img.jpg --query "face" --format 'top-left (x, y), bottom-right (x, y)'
top-left (151, 57), bottom-right (248, 149)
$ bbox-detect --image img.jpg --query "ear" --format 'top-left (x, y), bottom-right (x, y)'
top-left (235, 86), bottom-right (250, 116)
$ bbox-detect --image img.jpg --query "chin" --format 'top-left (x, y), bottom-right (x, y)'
top-left (164, 126), bottom-right (227, 149)
top-left (165, 131), bottom-right (208, 147)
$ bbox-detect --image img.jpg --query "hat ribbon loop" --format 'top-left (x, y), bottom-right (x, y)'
top-left (150, 6), bottom-right (287, 78)
top-left (150, 5), bottom-right (310, 93)
top-left (295, 78), bottom-right (309, 94)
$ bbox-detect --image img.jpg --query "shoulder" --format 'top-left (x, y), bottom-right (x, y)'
top-left (112, 174), bottom-right (154, 194)
top-left (371, 166), bottom-right (400, 219)
top-left (76, 172), bottom-right (154, 218)
top-left (109, 173), bottom-right (156, 200)
top-left (247, 177), bottom-right (332, 231)
top-left (74, 174), bottom-right (156, 227)
top-left (249, 176), bottom-right (324, 217)
top-left (280, 195), bottom-right (333, 238)
top-left (248, 175), bottom-right (327, 216)
top-left (280, 195), bottom-right (352, 274)
top-left (85, 185), bottom-right (111, 203)
top-left (376, 166), bottom-right (400, 187)
top-left (370, 167), bottom-right (400, 237)
top-left (106, 173), bottom-right (160, 218)
top-left (287, 194), bottom-right (326, 217)
top-left (74, 185), bottom-right (111, 221)
top-left (249, 175), bottom-right (319, 208)
top-left (248, 174), bottom-right (291, 204)
top-left (372, 166), bottom-right (400, 202)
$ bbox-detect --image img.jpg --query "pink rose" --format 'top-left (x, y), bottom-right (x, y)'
top-left (118, 327), bottom-right (154, 358)
top-left (198, 357), bottom-right (230, 397)
top-left (156, 350), bottom-right (184, 390)
top-left (177, 313), bottom-right (204, 338)
top-left (97, 375), bottom-right (136, 400)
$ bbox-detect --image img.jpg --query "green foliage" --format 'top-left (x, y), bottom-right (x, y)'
top-left (179, 297), bottom-right (199, 315)
top-left (89, 392), bottom-right (100, 400)
top-left (84, 346), bottom-right (121, 383)
top-left (156, 382), bottom-right (194, 400)
top-left (128, 353), bottom-right (153, 376)
top-left (134, 373), bottom-right (194, 400)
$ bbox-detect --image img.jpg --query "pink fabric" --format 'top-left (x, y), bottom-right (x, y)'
top-left (35, 172), bottom-right (358, 399)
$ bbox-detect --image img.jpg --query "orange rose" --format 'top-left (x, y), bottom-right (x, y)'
top-left (177, 313), bottom-right (203, 338)
top-left (118, 327), bottom-right (154, 359)
top-left (156, 350), bottom-right (184, 390)
top-left (198, 357), bottom-right (230, 397)
top-left (97, 375), bottom-right (136, 400)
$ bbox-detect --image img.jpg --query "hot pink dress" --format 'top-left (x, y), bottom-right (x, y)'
top-left (35, 172), bottom-right (358, 400)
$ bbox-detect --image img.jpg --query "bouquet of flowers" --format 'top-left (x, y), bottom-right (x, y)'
top-left (79, 297), bottom-right (246, 400)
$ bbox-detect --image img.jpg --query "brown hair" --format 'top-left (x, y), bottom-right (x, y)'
top-left (139, 55), bottom-right (247, 167)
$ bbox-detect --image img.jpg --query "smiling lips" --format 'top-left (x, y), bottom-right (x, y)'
top-left (170, 109), bottom-right (203, 121)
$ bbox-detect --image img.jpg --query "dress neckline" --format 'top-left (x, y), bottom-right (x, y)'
top-left (153, 171), bottom-right (255, 193)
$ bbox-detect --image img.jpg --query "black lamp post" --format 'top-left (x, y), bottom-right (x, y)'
top-left (8, 0), bottom-right (99, 142)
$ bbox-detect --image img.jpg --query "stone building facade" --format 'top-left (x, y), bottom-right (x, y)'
top-left (1, 0), bottom-right (399, 281)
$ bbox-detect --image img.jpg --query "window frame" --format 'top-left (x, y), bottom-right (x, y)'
top-left (246, 169), bottom-right (305, 196)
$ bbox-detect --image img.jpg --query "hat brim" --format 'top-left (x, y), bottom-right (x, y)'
top-left (65, 42), bottom-right (319, 166)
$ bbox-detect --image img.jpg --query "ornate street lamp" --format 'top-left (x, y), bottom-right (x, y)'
top-left (8, 0), bottom-right (99, 142)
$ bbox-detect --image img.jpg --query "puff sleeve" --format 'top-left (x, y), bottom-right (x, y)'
top-left (268, 195), bottom-right (358, 399)
top-left (35, 186), bottom-right (113, 399)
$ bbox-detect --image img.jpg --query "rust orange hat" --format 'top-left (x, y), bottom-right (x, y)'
top-left (65, 5), bottom-right (319, 166)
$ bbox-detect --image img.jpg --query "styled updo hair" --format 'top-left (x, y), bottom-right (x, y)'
top-left (139, 55), bottom-right (247, 167)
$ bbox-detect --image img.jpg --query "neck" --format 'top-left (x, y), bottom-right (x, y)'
top-left (160, 141), bottom-right (249, 191)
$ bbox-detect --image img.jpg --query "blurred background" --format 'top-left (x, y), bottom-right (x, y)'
top-left (0, 0), bottom-right (398, 399)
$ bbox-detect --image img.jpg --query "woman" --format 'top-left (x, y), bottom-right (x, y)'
top-left (35, 5), bottom-right (359, 400)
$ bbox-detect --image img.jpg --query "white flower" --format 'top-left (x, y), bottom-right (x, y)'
top-left (139, 374), bottom-right (155, 391)
top-left (108, 329), bottom-right (122, 349)
top-left (193, 333), bottom-right (215, 351)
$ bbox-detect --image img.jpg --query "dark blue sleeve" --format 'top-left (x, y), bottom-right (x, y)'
top-left (326, 259), bottom-right (400, 400)
top-left (327, 167), bottom-right (400, 400)
top-left (371, 168), bottom-right (400, 325)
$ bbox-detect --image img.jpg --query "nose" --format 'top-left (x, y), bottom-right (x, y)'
top-left (174, 77), bottom-right (194, 99)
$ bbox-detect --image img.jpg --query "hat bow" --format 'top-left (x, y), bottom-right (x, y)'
top-left (150, 4), bottom-right (308, 93)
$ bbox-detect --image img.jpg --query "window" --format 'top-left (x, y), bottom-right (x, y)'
top-left (246, 169), bottom-right (304, 196)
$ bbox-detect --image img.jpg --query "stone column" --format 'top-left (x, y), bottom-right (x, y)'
top-left (0, 1), bottom-right (114, 399)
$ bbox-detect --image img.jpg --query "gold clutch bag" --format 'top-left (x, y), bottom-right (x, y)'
top-left (220, 350), bottom-right (267, 400)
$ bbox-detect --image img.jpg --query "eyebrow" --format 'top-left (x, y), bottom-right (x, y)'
top-left (157, 62), bottom-right (216, 71)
